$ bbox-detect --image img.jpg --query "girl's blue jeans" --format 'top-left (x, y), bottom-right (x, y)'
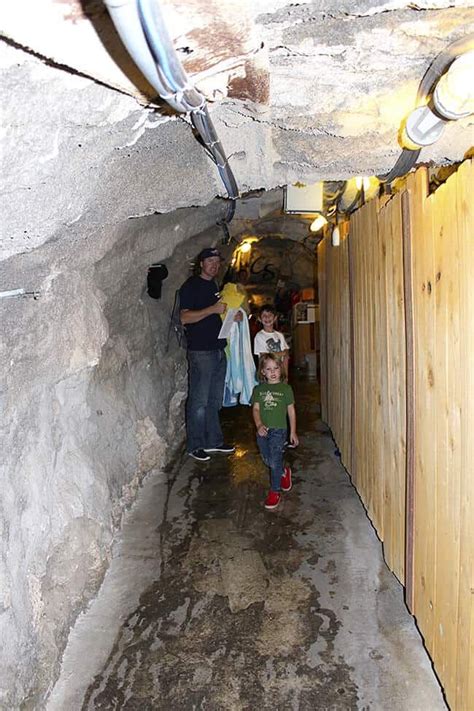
top-left (257, 428), bottom-right (286, 492)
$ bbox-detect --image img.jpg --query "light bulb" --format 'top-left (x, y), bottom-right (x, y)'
top-left (434, 51), bottom-right (474, 120)
top-left (332, 225), bottom-right (340, 247)
top-left (310, 214), bottom-right (327, 232)
top-left (354, 176), bottom-right (372, 191)
top-left (240, 241), bottom-right (252, 253)
top-left (403, 105), bottom-right (446, 148)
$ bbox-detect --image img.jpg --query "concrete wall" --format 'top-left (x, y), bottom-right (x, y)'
top-left (0, 207), bottom-right (226, 708)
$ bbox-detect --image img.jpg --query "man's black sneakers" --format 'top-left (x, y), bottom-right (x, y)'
top-left (189, 449), bottom-right (211, 462)
top-left (203, 444), bottom-right (235, 454)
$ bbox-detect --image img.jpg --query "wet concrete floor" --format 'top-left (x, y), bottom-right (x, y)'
top-left (48, 373), bottom-right (446, 710)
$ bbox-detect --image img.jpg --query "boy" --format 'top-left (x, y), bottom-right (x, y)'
top-left (252, 353), bottom-right (299, 509)
top-left (253, 304), bottom-right (289, 373)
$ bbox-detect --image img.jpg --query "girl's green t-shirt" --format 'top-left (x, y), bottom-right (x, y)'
top-left (251, 382), bottom-right (295, 428)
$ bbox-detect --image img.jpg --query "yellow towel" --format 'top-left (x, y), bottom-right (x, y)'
top-left (220, 283), bottom-right (248, 315)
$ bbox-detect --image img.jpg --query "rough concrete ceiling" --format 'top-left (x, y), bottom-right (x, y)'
top-left (1, 0), bottom-right (474, 261)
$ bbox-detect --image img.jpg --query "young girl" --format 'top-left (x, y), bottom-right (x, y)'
top-left (251, 353), bottom-right (299, 510)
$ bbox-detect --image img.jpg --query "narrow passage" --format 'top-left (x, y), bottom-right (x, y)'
top-left (49, 375), bottom-right (446, 710)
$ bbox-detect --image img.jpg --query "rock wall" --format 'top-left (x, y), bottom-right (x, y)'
top-left (0, 205), bottom-right (227, 708)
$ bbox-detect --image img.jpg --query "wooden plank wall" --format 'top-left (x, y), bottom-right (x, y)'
top-left (318, 160), bottom-right (473, 710)
top-left (407, 162), bottom-right (474, 711)
top-left (349, 198), bottom-right (406, 580)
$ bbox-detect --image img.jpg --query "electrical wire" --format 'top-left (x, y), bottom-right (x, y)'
top-left (137, 0), bottom-right (204, 112)
top-left (381, 148), bottom-right (421, 184)
top-left (136, 0), bottom-right (239, 218)
top-left (191, 106), bottom-right (239, 200)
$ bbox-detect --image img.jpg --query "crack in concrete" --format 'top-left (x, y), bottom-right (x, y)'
top-left (0, 35), bottom-right (142, 103)
top-left (270, 44), bottom-right (313, 57)
top-left (332, 2), bottom-right (461, 19)
top-left (270, 44), bottom-right (347, 59)
top-left (222, 107), bottom-right (344, 140)
top-left (260, 2), bottom-right (457, 30)
top-left (276, 158), bottom-right (325, 170)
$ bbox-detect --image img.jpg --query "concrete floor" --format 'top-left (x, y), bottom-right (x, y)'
top-left (48, 374), bottom-right (446, 710)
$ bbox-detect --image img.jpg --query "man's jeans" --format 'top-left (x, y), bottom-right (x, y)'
top-left (186, 349), bottom-right (227, 453)
top-left (257, 428), bottom-right (286, 492)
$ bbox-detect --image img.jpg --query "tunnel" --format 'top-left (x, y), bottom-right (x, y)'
top-left (1, 2), bottom-right (474, 710)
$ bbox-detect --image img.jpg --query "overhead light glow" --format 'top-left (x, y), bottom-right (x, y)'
top-left (310, 214), bottom-right (328, 232)
top-left (240, 241), bottom-right (252, 253)
top-left (355, 176), bottom-right (371, 191)
top-left (434, 51), bottom-right (474, 119)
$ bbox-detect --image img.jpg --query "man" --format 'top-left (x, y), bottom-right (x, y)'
top-left (179, 247), bottom-right (239, 461)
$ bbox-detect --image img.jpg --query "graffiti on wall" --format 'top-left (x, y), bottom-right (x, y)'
top-left (228, 239), bottom-right (314, 290)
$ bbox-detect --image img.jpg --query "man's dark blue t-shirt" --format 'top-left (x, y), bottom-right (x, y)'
top-left (179, 276), bottom-right (226, 351)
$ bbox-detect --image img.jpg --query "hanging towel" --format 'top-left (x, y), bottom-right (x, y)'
top-left (223, 307), bottom-right (258, 407)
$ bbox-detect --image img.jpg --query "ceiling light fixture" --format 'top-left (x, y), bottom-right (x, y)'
top-left (354, 176), bottom-right (371, 191)
top-left (404, 49), bottom-right (474, 149)
top-left (380, 34), bottom-right (474, 183)
top-left (309, 214), bottom-right (328, 232)
top-left (434, 50), bottom-right (474, 119)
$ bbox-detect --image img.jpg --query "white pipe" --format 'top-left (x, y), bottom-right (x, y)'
top-left (103, 0), bottom-right (167, 100)
top-left (0, 288), bottom-right (26, 299)
top-left (0, 289), bottom-right (41, 299)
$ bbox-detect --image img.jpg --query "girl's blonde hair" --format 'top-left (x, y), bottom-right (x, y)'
top-left (258, 352), bottom-right (288, 383)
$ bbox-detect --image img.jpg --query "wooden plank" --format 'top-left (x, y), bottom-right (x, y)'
top-left (430, 170), bottom-right (462, 705)
top-left (388, 192), bottom-right (406, 584)
top-left (350, 210), bottom-right (361, 490)
top-left (358, 207), bottom-right (368, 501)
top-left (402, 188), bottom-right (415, 610)
top-left (454, 160), bottom-right (474, 711)
top-left (348, 200), bottom-right (387, 534)
top-left (327, 239), bottom-right (336, 432)
top-left (341, 229), bottom-right (352, 469)
top-left (409, 167), bottom-right (437, 657)
top-left (372, 189), bottom-right (407, 582)
top-left (373, 198), bottom-right (387, 541)
top-left (379, 202), bottom-right (391, 557)
top-left (379, 197), bottom-right (395, 573)
top-left (323, 228), bottom-right (352, 469)
top-left (360, 203), bottom-right (372, 511)
top-left (371, 199), bottom-right (383, 535)
top-left (317, 238), bottom-right (328, 421)
top-left (366, 203), bottom-right (376, 519)
top-left (348, 221), bottom-right (357, 478)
